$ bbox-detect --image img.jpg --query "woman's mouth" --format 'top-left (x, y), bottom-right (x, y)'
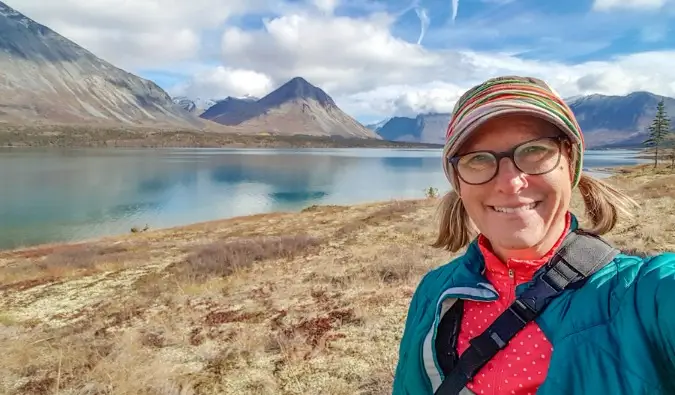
top-left (489, 202), bottom-right (539, 213)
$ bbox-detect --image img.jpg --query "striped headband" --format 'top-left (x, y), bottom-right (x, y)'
top-left (442, 76), bottom-right (585, 188)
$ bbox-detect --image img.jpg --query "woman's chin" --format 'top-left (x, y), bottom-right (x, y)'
top-left (488, 226), bottom-right (546, 251)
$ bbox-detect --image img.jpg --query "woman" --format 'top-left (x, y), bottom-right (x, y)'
top-left (392, 76), bottom-right (675, 395)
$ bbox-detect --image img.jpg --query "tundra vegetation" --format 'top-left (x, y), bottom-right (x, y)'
top-left (0, 164), bottom-right (673, 395)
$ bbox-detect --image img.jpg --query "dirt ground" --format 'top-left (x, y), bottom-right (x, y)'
top-left (1, 163), bottom-right (674, 395)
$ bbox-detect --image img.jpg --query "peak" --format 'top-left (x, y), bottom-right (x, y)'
top-left (0, 1), bottom-right (32, 24)
top-left (258, 76), bottom-right (336, 108)
top-left (287, 76), bottom-right (312, 85)
top-left (0, 1), bottom-right (12, 12)
top-left (279, 76), bottom-right (320, 92)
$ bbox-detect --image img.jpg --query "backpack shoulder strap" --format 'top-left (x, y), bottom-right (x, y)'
top-left (434, 229), bottom-right (620, 395)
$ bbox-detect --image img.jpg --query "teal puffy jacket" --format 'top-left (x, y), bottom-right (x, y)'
top-left (392, 214), bottom-right (675, 394)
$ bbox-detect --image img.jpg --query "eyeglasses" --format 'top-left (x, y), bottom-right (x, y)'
top-left (448, 136), bottom-right (566, 185)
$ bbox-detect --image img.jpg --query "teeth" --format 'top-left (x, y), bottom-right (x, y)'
top-left (492, 203), bottom-right (537, 213)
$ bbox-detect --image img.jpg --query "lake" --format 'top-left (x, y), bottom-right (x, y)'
top-left (0, 147), bottom-right (648, 250)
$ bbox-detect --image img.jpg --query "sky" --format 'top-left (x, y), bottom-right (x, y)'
top-left (7, 0), bottom-right (675, 124)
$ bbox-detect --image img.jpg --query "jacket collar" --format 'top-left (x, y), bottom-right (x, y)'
top-left (445, 213), bottom-right (580, 300)
top-left (476, 212), bottom-right (574, 280)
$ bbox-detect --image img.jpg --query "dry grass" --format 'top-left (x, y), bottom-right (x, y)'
top-left (0, 169), bottom-right (673, 395)
top-left (0, 242), bottom-right (152, 292)
top-left (168, 235), bottom-right (323, 283)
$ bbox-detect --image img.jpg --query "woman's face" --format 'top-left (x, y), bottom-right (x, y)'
top-left (454, 114), bottom-right (574, 259)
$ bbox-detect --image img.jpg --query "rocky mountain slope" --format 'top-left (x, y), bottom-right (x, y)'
top-left (566, 92), bottom-right (675, 148)
top-left (201, 77), bottom-right (381, 139)
top-left (372, 92), bottom-right (675, 148)
top-left (0, 1), bottom-right (201, 128)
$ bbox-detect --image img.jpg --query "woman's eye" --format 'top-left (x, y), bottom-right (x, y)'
top-left (464, 153), bottom-right (494, 166)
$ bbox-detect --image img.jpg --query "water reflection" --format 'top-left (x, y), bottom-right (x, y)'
top-left (0, 147), bottom-right (648, 249)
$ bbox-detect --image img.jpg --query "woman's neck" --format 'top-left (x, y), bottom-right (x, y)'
top-left (492, 215), bottom-right (570, 263)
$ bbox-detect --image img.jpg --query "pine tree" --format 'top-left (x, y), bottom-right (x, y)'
top-left (643, 99), bottom-right (671, 169)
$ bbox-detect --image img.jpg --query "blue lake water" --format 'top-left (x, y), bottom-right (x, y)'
top-left (0, 147), bottom-right (648, 250)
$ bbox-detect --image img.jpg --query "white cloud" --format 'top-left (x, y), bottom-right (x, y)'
top-left (336, 82), bottom-right (466, 118)
top-left (219, 12), bottom-right (441, 95)
top-left (415, 7), bottom-right (430, 44)
top-left (593, 0), bottom-right (666, 11)
top-left (170, 67), bottom-right (274, 99)
top-left (451, 0), bottom-right (459, 22)
top-left (6, 0), bottom-right (275, 69)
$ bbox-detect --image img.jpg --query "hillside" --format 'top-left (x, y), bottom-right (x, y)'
top-left (0, 1), bottom-right (201, 129)
top-left (0, 165), bottom-right (672, 394)
top-left (567, 92), bottom-right (675, 148)
top-left (373, 92), bottom-right (675, 148)
top-left (201, 77), bottom-right (381, 139)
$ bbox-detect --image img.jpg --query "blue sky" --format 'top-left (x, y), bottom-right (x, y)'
top-left (10, 0), bottom-right (675, 123)
top-left (139, 0), bottom-right (673, 87)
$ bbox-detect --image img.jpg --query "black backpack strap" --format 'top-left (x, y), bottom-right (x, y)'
top-left (434, 229), bottom-right (620, 395)
top-left (435, 299), bottom-right (464, 375)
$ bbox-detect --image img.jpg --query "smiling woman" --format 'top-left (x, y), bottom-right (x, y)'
top-left (392, 76), bottom-right (675, 395)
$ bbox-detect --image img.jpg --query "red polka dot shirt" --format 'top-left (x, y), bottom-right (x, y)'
top-left (457, 213), bottom-right (571, 395)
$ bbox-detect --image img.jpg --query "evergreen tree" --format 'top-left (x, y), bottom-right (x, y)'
top-left (643, 99), bottom-right (671, 169)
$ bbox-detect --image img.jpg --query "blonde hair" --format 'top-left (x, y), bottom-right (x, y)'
top-left (432, 148), bottom-right (640, 252)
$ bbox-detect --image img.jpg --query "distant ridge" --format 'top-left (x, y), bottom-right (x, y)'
top-left (370, 92), bottom-right (675, 148)
top-left (373, 113), bottom-right (450, 145)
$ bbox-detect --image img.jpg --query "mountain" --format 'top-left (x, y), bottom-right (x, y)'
top-left (173, 95), bottom-right (258, 115)
top-left (374, 112), bottom-right (451, 145)
top-left (201, 77), bottom-right (380, 139)
top-left (0, 1), bottom-right (201, 128)
top-left (172, 97), bottom-right (217, 114)
top-left (566, 91), bottom-right (675, 148)
top-left (372, 92), bottom-right (675, 148)
top-left (200, 96), bottom-right (262, 124)
top-left (366, 118), bottom-right (390, 131)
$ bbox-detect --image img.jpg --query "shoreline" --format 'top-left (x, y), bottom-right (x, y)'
top-left (0, 163), bottom-right (658, 255)
top-left (0, 124), bottom-right (443, 149)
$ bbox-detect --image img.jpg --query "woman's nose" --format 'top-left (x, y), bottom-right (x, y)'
top-left (493, 157), bottom-right (527, 193)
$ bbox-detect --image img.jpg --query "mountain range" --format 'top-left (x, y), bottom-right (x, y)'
top-left (370, 92), bottom-right (675, 149)
top-left (1, 0), bottom-right (674, 147)
top-left (0, 1), bottom-right (379, 141)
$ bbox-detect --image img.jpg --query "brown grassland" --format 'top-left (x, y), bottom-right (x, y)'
top-left (1, 164), bottom-right (674, 395)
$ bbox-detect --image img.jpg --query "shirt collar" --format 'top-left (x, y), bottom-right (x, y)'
top-left (477, 212), bottom-right (572, 279)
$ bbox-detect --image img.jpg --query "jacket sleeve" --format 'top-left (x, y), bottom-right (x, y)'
top-left (636, 252), bottom-right (675, 391)
top-left (392, 272), bottom-right (430, 395)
